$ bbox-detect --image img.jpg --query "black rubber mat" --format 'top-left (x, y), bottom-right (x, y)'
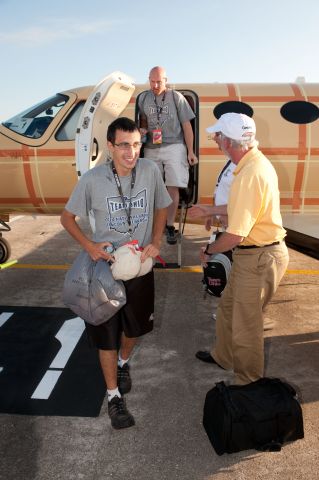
top-left (0, 306), bottom-right (105, 416)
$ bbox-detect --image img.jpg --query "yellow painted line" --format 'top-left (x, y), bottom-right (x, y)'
top-left (158, 266), bottom-right (202, 273)
top-left (286, 269), bottom-right (319, 275)
top-left (157, 267), bottom-right (319, 275)
top-left (10, 264), bottom-right (69, 270)
top-left (0, 260), bottom-right (18, 270)
top-left (4, 264), bottom-right (319, 275)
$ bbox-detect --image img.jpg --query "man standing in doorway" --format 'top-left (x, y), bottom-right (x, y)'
top-left (138, 66), bottom-right (197, 244)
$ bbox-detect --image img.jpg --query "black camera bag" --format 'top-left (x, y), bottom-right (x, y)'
top-left (203, 377), bottom-right (304, 455)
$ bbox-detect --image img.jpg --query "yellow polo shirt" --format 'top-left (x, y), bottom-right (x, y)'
top-left (226, 146), bottom-right (286, 246)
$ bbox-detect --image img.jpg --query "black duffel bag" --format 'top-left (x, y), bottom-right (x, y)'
top-left (203, 377), bottom-right (304, 455)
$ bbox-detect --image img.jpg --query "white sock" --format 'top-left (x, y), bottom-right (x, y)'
top-left (118, 354), bottom-right (129, 368)
top-left (107, 387), bottom-right (121, 401)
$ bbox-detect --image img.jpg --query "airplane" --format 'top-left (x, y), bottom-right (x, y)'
top-left (1, 71), bottom-right (319, 264)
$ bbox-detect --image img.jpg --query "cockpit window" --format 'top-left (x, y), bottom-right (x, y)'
top-left (2, 94), bottom-right (68, 139)
top-left (56, 101), bottom-right (85, 141)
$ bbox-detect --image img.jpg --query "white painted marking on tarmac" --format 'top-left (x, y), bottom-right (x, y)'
top-left (0, 312), bottom-right (13, 327)
top-left (31, 317), bottom-right (85, 400)
top-left (49, 317), bottom-right (85, 369)
top-left (0, 313), bottom-right (14, 374)
top-left (31, 370), bottom-right (63, 399)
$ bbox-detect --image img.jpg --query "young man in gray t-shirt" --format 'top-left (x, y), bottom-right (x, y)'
top-left (138, 66), bottom-right (197, 245)
top-left (61, 117), bottom-right (171, 429)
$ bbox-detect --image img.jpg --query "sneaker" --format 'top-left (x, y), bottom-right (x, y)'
top-left (166, 225), bottom-right (178, 245)
top-left (117, 364), bottom-right (132, 395)
top-left (195, 350), bottom-right (226, 369)
top-left (108, 396), bottom-right (135, 429)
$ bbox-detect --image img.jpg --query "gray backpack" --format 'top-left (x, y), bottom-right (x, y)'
top-left (63, 250), bottom-right (126, 325)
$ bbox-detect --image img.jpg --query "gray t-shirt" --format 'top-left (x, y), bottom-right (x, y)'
top-left (65, 158), bottom-right (172, 247)
top-left (138, 89), bottom-right (195, 148)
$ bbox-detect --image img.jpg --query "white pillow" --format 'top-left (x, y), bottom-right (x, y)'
top-left (110, 244), bottom-right (154, 281)
top-left (111, 245), bottom-right (141, 281)
top-left (137, 256), bottom-right (153, 277)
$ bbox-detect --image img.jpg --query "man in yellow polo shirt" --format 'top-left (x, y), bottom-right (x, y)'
top-left (195, 112), bottom-right (289, 385)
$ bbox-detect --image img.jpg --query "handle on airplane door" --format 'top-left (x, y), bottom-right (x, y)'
top-left (91, 138), bottom-right (99, 162)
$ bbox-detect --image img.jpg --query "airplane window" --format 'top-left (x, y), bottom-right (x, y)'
top-left (280, 101), bottom-right (319, 124)
top-left (213, 101), bottom-right (254, 119)
top-left (2, 94), bottom-right (68, 139)
top-left (56, 102), bottom-right (85, 141)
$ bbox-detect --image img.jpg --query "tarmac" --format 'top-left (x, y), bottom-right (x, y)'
top-left (0, 215), bottom-right (318, 480)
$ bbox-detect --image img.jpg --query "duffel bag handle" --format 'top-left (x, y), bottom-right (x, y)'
top-left (216, 382), bottom-right (243, 419)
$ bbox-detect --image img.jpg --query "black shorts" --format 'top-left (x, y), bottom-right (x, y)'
top-left (85, 270), bottom-right (154, 350)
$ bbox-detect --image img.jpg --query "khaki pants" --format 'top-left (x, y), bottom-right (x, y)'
top-left (211, 242), bottom-right (289, 385)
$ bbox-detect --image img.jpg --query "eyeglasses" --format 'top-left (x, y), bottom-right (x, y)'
top-left (150, 79), bottom-right (167, 86)
top-left (113, 142), bottom-right (142, 151)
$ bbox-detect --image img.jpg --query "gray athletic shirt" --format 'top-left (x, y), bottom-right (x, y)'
top-left (65, 158), bottom-right (172, 248)
top-left (138, 89), bottom-right (195, 148)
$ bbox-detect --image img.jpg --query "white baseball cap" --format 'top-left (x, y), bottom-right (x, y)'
top-left (206, 112), bottom-right (256, 142)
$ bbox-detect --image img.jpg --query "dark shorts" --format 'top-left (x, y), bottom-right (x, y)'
top-left (85, 270), bottom-right (154, 350)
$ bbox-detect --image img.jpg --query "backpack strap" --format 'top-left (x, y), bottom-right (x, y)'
top-left (172, 89), bottom-right (184, 124)
top-left (137, 91), bottom-right (148, 114)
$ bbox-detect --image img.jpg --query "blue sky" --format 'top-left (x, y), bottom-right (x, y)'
top-left (0, 0), bottom-right (318, 121)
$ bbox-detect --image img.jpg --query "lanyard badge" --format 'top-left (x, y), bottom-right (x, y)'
top-left (152, 128), bottom-right (162, 144)
top-left (152, 90), bottom-right (166, 144)
top-left (111, 162), bottom-right (136, 238)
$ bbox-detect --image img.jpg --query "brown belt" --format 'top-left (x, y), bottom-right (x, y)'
top-left (237, 241), bottom-right (281, 249)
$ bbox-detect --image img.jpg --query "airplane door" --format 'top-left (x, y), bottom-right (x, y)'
top-left (75, 71), bottom-right (135, 177)
top-left (177, 89), bottom-right (199, 206)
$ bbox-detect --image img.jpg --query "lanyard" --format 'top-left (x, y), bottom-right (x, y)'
top-left (111, 162), bottom-right (136, 234)
top-left (154, 90), bottom-right (166, 125)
